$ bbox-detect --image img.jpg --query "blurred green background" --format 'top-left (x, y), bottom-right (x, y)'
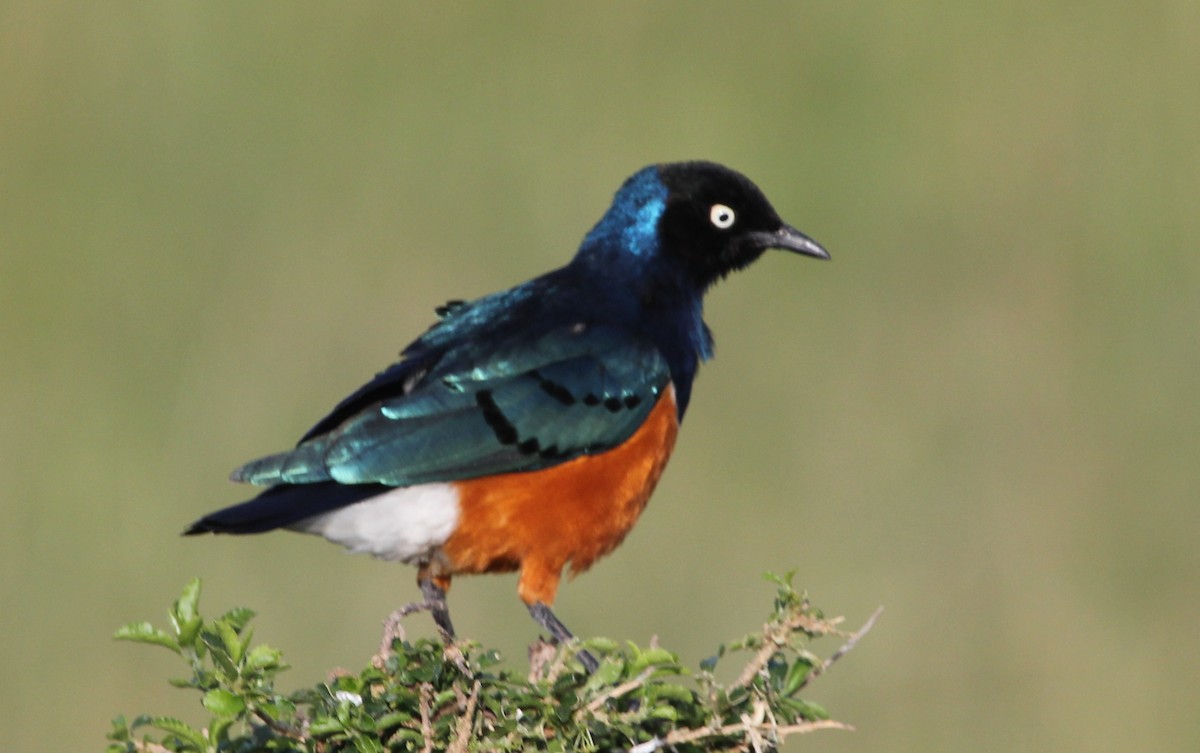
top-left (2, 2), bottom-right (1197, 751)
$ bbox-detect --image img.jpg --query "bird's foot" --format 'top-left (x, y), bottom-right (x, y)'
top-left (527, 602), bottom-right (600, 673)
top-left (441, 641), bottom-right (471, 675)
top-left (527, 637), bottom-right (559, 682)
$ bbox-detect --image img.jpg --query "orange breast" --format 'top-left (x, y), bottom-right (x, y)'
top-left (442, 384), bottom-right (679, 605)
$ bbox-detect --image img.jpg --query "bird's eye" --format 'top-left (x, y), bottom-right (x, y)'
top-left (710, 204), bottom-right (736, 229)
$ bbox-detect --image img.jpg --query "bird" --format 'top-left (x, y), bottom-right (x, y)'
top-left (185, 161), bottom-right (829, 672)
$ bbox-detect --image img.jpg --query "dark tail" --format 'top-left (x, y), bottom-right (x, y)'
top-left (184, 482), bottom-right (393, 535)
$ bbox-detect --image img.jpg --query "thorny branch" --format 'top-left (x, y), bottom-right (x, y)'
top-left (794, 606), bottom-right (883, 694)
top-left (628, 719), bottom-right (852, 753)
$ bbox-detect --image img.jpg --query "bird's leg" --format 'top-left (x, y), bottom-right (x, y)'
top-left (527, 602), bottom-right (599, 673)
top-left (419, 575), bottom-right (456, 642)
top-left (419, 576), bottom-right (471, 674)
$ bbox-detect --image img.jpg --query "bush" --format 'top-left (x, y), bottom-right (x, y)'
top-left (108, 574), bottom-right (875, 752)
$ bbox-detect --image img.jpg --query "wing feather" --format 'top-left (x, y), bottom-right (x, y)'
top-left (230, 322), bottom-right (670, 489)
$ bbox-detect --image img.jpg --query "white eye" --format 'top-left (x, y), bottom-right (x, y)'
top-left (710, 204), bottom-right (736, 229)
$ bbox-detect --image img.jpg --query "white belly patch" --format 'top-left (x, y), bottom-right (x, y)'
top-left (289, 483), bottom-right (460, 564)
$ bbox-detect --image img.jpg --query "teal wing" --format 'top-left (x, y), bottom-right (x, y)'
top-left (231, 323), bottom-right (671, 488)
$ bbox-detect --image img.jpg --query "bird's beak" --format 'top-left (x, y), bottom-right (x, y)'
top-left (765, 223), bottom-right (830, 260)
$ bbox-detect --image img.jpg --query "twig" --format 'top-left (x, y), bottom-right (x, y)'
top-left (793, 606), bottom-right (882, 693)
top-left (447, 680), bottom-right (481, 753)
top-left (731, 625), bottom-right (782, 691)
top-left (628, 718), bottom-right (852, 753)
top-left (418, 682), bottom-right (434, 753)
top-left (731, 610), bottom-right (840, 691)
top-left (252, 707), bottom-right (306, 741)
top-left (374, 601), bottom-right (428, 668)
top-left (584, 668), bottom-right (654, 713)
top-left (743, 712), bottom-right (765, 753)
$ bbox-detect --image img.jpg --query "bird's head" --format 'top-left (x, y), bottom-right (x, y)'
top-left (577, 161), bottom-right (828, 290)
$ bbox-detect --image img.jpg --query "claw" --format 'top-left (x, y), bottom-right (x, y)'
top-left (527, 602), bottom-right (599, 673)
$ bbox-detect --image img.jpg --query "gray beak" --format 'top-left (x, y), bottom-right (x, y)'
top-left (768, 223), bottom-right (830, 260)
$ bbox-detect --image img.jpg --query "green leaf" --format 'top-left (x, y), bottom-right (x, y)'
top-left (784, 658), bottom-right (814, 696)
top-left (168, 579), bottom-right (204, 649)
top-left (649, 683), bottom-right (694, 704)
top-left (210, 717), bottom-right (235, 746)
top-left (584, 657), bottom-right (625, 689)
top-left (245, 643), bottom-right (285, 671)
top-left (351, 709), bottom-right (378, 733)
top-left (215, 618), bottom-right (245, 665)
top-left (148, 716), bottom-right (209, 751)
top-left (177, 616), bottom-right (204, 650)
top-left (172, 579), bottom-right (201, 627)
top-left (763, 570), bottom-right (796, 588)
top-left (583, 636), bottom-right (620, 653)
top-left (307, 717), bottom-right (345, 736)
top-left (219, 606), bottom-right (256, 633)
top-left (256, 697), bottom-right (296, 720)
top-left (114, 622), bottom-right (180, 653)
top-left (649, 703), bottom-right (679, 721)
top-left (780, 697), bottom-right (830, 721)
top-left (201, 629), bottom-right (239, 678)
top-left (375, 710), bottom-right (413, 730)
top-left (202, 688), bottom-right (246, 717)
top-left (630, 647), bottom-right (678, 674)
top-left (354, 736), bottom-right (384, 753)
top-left (388, 728), bottom-right (424, 745)
top-left (107, 714), bottom-right (131, 742)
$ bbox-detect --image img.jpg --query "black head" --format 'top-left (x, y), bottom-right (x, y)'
top-left (656, 161), bottom-right (828, 288)
top-left (567, 161), bottom-right (829, 415)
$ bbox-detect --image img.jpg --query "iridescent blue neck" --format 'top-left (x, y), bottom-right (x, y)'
top-left (576, 166), bottom-right (668, 263)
